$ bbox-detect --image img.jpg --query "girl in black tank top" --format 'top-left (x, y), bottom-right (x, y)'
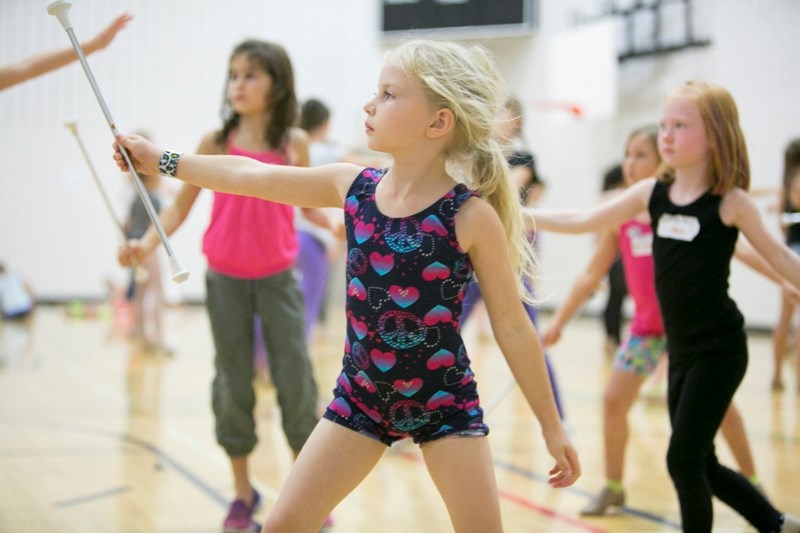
top-left (529, 82), bottom-right (800, 531)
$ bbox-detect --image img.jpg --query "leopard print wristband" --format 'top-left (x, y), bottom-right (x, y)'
top-left (159, 149), bottom-right (182, 177)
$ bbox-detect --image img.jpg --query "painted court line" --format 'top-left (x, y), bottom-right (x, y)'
top-left (494, 459), bottom-right (681, 529)
top-left (397, 451), bottom-right (603, 531)
top-left (53, 486), bottom-right (130, 507)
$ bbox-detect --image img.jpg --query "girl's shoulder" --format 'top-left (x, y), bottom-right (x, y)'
top-left (452, 194), bottom-right (497, 244)
top-left (197, 130), bottom-right (226, 155)
top-left (286, 127), bottom-right (310, 155)
top-left (633, 176), bottom-right (660, 201)
top-left (285, 127), bottom-right (310, 166)
top-left (287, 126), bottom-right (309, 144)
top-left (719, 186), bottom-right (757, 226)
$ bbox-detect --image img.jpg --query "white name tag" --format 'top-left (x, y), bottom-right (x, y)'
top-left (656, 213), bottom-right (700, 242)
top-left (625, 226), bottom-right (653, 257)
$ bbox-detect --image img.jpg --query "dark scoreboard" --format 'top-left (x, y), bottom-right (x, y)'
top-left (382, 0), bottom-right (536, 35)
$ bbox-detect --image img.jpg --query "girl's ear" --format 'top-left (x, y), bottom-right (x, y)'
top-left (427, 108), bottom-right (456, 139)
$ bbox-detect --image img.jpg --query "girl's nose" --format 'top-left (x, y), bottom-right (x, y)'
top-left (363, 97), bottom-right (375, 114)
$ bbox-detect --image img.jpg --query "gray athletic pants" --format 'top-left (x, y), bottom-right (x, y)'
top-left (206, 268), bottom-right (319, 456)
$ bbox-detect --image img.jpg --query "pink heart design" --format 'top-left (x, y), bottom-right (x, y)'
top-left (356, 401), bottom-right (383, 423)
top-left (370, 252), bottom-right (394, 275)
top-left (345, 196), bottom-right (358, 215)
top-left (394, 378), bottom-right (423, 397)
top-left (421, 215), bottom-right (447, 236)
top-left (389, 285), bottom-right (420, 308)
top-left (370, 349), bottom-right (396, 372)
top-left (424, 305), bottom-right (452, 325)
top-left (426, 349), bottom-right (456, 370)
top-left (350, 317), bottom-right (368, 339)
top-left (426, 390), bottom-right (455, 410)
top-left (347, 277), bottom-right (367, 300)
top-left (422, 262), bottom-right (450, 281)
top-left (354, 221), bottom-right (375, 244)
top-left (337, 373), bottom-right (353, 393)
top-left (329, 397), bottom-right (352, 417)
top-left (355, 370), bottom-right (376, 393)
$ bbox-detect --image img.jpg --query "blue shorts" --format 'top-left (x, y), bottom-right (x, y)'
top-left (613, 334), bottom-right (668, 377)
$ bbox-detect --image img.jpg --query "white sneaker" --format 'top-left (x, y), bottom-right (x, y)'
top-left (580, 486), bottom-right (625, 516)
top-left (782, 514), bottom-right (800, 533)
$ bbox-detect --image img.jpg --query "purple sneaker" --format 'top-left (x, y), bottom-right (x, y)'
top-left (223, 489), bottom-right (261, 533)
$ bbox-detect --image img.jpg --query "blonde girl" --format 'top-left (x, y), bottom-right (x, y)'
top-left (530, 82), bottom-right (800, 531)
top-left (114, 39), bottom-right (579, 533)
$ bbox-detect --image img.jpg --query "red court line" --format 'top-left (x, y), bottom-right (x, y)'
top-left (397, 451), bottom-right (606, 532)
top-left (498, 489), bottom-right (607, 533)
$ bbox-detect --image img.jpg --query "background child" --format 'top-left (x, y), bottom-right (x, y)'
top-left (118, 40), bottom-right (323, 533)
top-left (541, 125), bottom-right (763, 516)
top-left (295, 98), bottom-right (347, 342)
top-left (124, 131), bottom-right (168, 354)
top-left (0, 261), bottom-right (36, 364)
top-left (598, 163), bottom-right (628, 356)
top-left (771, 138), bottom-right (800, 392)
top-left (529, 81), bottom-right (800, 531)
top-left (460, 95), bottom-right (564, 419)
top-left (113, 38), bottom-right (579, 533)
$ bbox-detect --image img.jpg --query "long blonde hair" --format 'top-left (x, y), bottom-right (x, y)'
top-left (385, 39), bottom-right (537, 302)
top-left (659, 81), bottom-right (750, 195)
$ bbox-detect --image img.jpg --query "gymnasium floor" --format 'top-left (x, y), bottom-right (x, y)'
top-left (0, 302), bottom-right (797, 532)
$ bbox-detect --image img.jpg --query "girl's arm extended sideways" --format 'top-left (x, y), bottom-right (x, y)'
top-left (114, 133), bottom-right (363, 211)
top-left (456, 196), bottom-right (581, 488)
top-left (723, 188), bottom-right (800, 291)
top-left (529, 177), bottom-right (655, 234)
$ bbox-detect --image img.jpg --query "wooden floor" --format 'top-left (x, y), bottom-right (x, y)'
top-left (0, 303), bottom-right (798, 532)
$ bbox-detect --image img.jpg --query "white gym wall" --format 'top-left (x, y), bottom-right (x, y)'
top-left (1, 0), bottom-right (798, 329)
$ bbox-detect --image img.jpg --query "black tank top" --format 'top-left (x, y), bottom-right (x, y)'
top-left (648, 180), bottom-right (744, 347)
top-left (783, 199), bottom-right (800, 245)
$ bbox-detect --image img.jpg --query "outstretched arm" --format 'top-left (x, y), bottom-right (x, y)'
top-left (541, 228), bottom-right (619, 346)
top-left (528, 177), bottom-right (654, 234)
top-left (458, 197), bottom-right (580, 488)
top-left (113, 133), bottom-right (361, 211)
top-left (724, 189), bottom-right (800, 291)
top-left (0, 13), bottom-right (132, 91)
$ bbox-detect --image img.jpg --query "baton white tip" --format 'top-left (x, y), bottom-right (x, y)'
top-left (168, 256), bottom-right (190, 283)
top-left (47, 1), bottom-right (73, 31)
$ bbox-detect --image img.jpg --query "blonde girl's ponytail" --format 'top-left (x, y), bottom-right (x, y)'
top-left (385, 39), bottom-right (538, 303)
top-left (469, 137), bottom-right (539, 304)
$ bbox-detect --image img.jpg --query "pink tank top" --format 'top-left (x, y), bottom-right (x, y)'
top-left (618, 218), bottom-right (664, 336)
top-left (202, 141), bottom-right (297, 279)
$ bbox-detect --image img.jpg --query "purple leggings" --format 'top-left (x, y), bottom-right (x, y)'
top-left (461, 280), bottom-right (565, 420)
top-left (296, 230), bottom-right (331, 342)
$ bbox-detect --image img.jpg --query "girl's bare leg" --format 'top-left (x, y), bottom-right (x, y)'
top-left (581, 368), bottom-right (646, 516)
top-left (603, 370), bottom-right (646, 482)
top-left (421, 436), bottom-right (502, 533)
top-left (719, 402), bottom-right (756, 480)
top-left (262, 419), bottom-right (386, 533)
top-left (771, 294), bottom-right (794, 390)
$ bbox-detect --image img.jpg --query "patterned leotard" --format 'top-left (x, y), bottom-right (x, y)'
top-left (323, 168), bottom-right (489, 445)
